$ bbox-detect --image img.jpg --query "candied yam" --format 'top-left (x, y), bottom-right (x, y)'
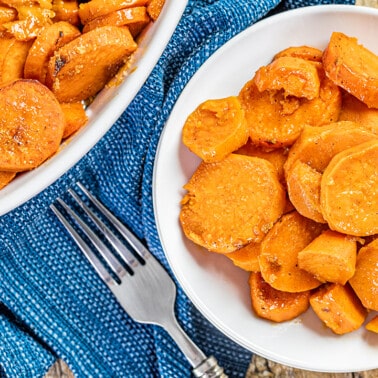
top-left (338, 91), bottom-right (378, 135)
top-left (0, 37), bottom-right (32, 85)
top-left (46, 25), bottom-right (137, 102)
top-left (259, 211), bottom-right (325, 292)
top-left (310, 283), bottom-right (367, 335)
top-left (182, 96), bottom-right (248, 163)
top-left (298, 230), bottom-right (357, 285)
top-left (366, 315), bottom-right (378, 333)
top-left (320, 140), bottom-right (378, 236)
top-left (52, 0), bottom-right (80, 26)
top-left (235, 140), bottom-right (288, 183)
top-left (349, 238), bottom-right (378, 311)
top-left (226, 242), bottom-right (261, 272)
top-left (82, 6), bottom-right (150, 37)
top-left (0, 79), bottom-right (65, 171)
top-left (180, 153), bottom-right (286, 253)
top-left (249, 271), bottom-right (310, 322)
top-left (273, 45), bottom-right (323, 62)
top-left (0, 5), bottom-right (17, 25)
top-left (323, 32), bottom-right (378, 109)
top-left (284, 121), bottom-right (377, 175)
top-left (0, 171), bottom-right (16, 189)
top-left (286, 160), bottom-right (325, 223)
top-left (238, 69), bottom-right (341, 148)
top-left (78, 0), bottom-right (148, 24)
top-left (254, 56), bottom-right (320, 100)
top-left (146, 0), bottom-right (164, 21)
top-left (60, 102), bottom-right (88, 139)
top-left (24, 21), bottom-right (81, 84)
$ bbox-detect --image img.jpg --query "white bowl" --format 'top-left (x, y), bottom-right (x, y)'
top-left (153, 5), bottom-right (378, 373)
top-left (0, 0), bottom-right (187, 216)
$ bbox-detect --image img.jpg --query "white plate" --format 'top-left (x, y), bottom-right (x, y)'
top-left (0, 0), bottom-right (187, 216)
top-left (153, 5), bottom-right (378, 373)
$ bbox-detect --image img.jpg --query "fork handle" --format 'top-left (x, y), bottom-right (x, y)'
top-left (163, 316), bottom-right (227, 377)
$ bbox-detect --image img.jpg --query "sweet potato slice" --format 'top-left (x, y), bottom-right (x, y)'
top-left (78, 0), bottom-right (148, 24)
top-left (349, 238), bottom-right (378, 311)
top-left (180, 153), bottom-right (286, 253)
top-left (226, 242), bottom-right (261, 272)
top-left (310, 283), bottom-right (367, 335)
top-left (235, 140), bottom-right (288, 183)
top-left (284, 121), bottom-right (377, 175)
top-left (273, 45), bottom-right (323, 62)
top-left (24, 21), bottom-right (81, 84)
top-left (60, 102), bottom-right (88, 139)
top-left (298, 230), bottom-right (357, 285)
top-left (323, 32), bottom-right (378, 109)
top-left (259, 211), bottom-right (325, 292)
top-left (0, 37), bottom-right (33, 85)
top-left (82, 6), bottom-right (150, 37)
top-left (0, 5), bottom-right (17, 27)
top-left (46, 25), bottom-right (137, 102)
top-left (366, 315), bottom-right (378, 333)
top-left (146, 0), bottom-right (165, 21)
top-left (0, 79), bottom-right (65, 171)
top-left (52, 0), bottom-right (80, 26)
top-left (254, 56), bottom-right (320, 100)
top-left (286, 160), bottom-right (325, 223)
top-left (249, 272), bottom-right (310, 322)
top-left (0, 171), bottom-right (16, 189)
top-left (182, 96), bottom-right (248, 163)
top-left (238, 68), bottom-right (341, 148)
top-left (338, 91), bottom-right (378, 135)
top-left (320, 140), bottom-right (378, 236)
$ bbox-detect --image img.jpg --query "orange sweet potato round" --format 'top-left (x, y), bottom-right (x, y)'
top-left (182, 96), bottom-right (248, 163)
top-left (349, 238), bottom-right (378, 311)
top-left (273, 45), bottom-right (323, 62)
top-left (249, 271), bottom-right (310, 322)
top-left (323, 32), bottom-right (378, 109)
top-left (320, 140), bottom-right (378, 236)
top-left (180, 153), bottom-right (286, 253)
top-left (226, 242), bottom-right (261, 272)
top-left (259, 211), bottom-right (326, 292)
top-left (0, 79), bottom-right (65, 171)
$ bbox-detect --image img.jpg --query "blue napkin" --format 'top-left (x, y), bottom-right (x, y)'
top-left (0, 0), bottom-right (354, 377)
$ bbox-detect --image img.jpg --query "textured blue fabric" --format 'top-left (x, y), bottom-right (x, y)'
top-left (0, 0), bottom-right (355, 377)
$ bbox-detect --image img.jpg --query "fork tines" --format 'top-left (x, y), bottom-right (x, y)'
top-left (50, 182), bottom-right (148, 286)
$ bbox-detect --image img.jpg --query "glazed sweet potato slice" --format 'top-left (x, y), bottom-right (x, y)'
top-left (286, 160), bottom-right (324, 223)
top-left (238, 68), bottom-right (341, 148)
top-left (366, 315), bottom-right (378, 333)
top-left (60, 102), bottom-right (88, 139)
top-left (78, 0), bottom-right (148, 24)
top-left (284, 121), bottom-right (377, 175)
top-left (298, 230), bottom-right (357, 285)
top-left (321, 140), bottom-right (378, 236)
top-left (0, 5), bottom-right (17, 27)
top-left (0, 37), bottom-right (33, 85)
top-left (82, 6), bottom-right (150, 37)
top-left (0, 79), bottom-right (65, 171)
top-left (273, 45), bottom-right (323, 62)
top-left (254, 56), bottom-right (320, 100)
top-left (338, 91), bottom-right (378, 135)
top-left (259, 211), bottom-right (325, 292)
top-left (323, 32), bottom-right (378, 109)
top-left (24, 21), bottom-right (81, 84)
top-left (146, 0), bottom-right (165, 21)
top-left (0, 171), bottom-right (16, 189)
top-left (226, 242), bottom-right (261, 272)
top-left (310, 283), bottom-right (367, 335)
top-left (52, 0), bottom-right (80, 26)
top-left (46, 25), bottom-right (137, 102)
top-left (249, 272), bottom-right (310, 323)
top-left (182, 96), bottom-right (248, 163)
top-left (349, 238), bottom-right (378, 311)
top-left (180, 153), bottom-right (286, 253)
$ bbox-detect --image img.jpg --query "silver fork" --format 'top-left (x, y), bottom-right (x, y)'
top-left (50, 182), bottom-right (227, 378)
